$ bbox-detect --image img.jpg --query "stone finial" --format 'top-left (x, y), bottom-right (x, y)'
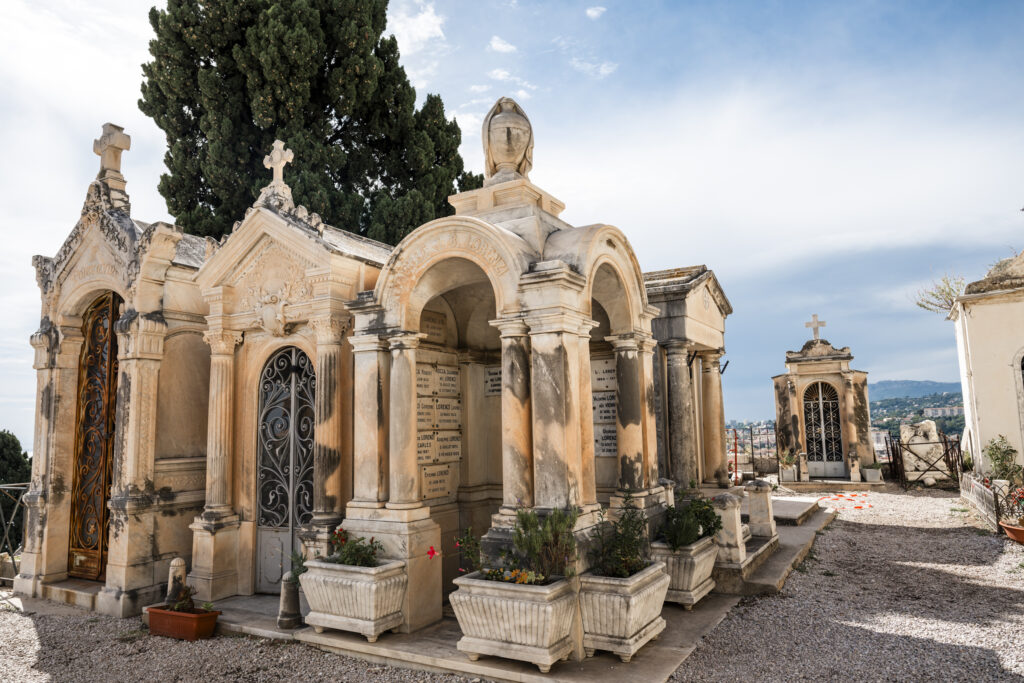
top-left (254, 139), bottom-right (295, 210)
top-left (712, 492), bottom-right (741, 509)
top-left (264, 140), bottom-right (294, 186)
top-left (93, 123), bottom-right (131, 210)
top-left (482, 97), bottom-right (533, 186)
top-left (167, 556), bottom-right (187, 601)
top-left (745, 479), bottom-right (773, 492)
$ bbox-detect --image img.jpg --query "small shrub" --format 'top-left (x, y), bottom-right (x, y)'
top-left (286, 551), bottom-right (307, 584)
top-left (985, 436), bottom-right (1022, 484)
top-left (511, 506), bottom-right (579, 580)
top-left (455, 527), bottom-right (483, 575)
top-left (589, 491), bottom-right (648, 578)
top-left (324, 528), bottom-right (383, 567)
top-left (659, 498), bottom-right (722, 551)
top-left (779, 449), bottom-right (797, 468)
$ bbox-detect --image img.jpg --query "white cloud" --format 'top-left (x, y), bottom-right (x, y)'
top-left (569, 57), bottom-right (618, 78)
top-left (585, 6), bottom-right (607, 20)
top-left (387, 0), bottom-right (447, 88)
top-left (469, 84), bottom-right (491, 93)
top-left (488, 36), bottom-right (517, 54)
top-left (513, 89), bottom-right (531, 100)
top-left (487, 68), bottom-right (536, 90)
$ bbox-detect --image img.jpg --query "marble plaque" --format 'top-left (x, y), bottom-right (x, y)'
top-left (595, 423), bottom-right (618, 457)
top-left (436, 398), bottom-right (462, 430)
top-left (416, 363), bottom-right (437, 396)
top-left (592, 390), bottom-right (617, 424)
top-left (421, 463), bottom-right (456, 500)
top-left (417, 398), bottom-right (436, 430)
top-left (436, 365), bottom-right (460, 396)
top-left (417, 431), bottom-right (436, 464)
top-left (435, 431), bottom-right (462, 462)
top-left (484, 365), bottom-right (502, 396)
top-left (592, 358), bottom-right (616, 392)
top-left (421, 310), bottom-right (448, 344)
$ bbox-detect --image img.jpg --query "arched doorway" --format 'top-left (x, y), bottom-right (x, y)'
top-left (803, 381), bottom-right (844, 478)
top-left (256, 346), bottom-right (315, 593)
top-left (68, 291), bottom-right (122, 580)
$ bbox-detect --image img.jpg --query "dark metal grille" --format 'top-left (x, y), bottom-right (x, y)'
top-left (68, 292), bottom-right (121, 580)
top-left (257, 346), bottom-right (315, 528)
top-left (803, 382), bottom-right (842, 463)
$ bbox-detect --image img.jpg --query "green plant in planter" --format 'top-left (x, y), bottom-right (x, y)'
top-left (659, 498), bottom-right (722, 551)
top-left (286, 551), bottom-right (308, 584)
top-left (779, 450), bottom-right (797, 468)
top-left (589, 491), bottom-right (649, 578)
top-left (323, 528), bottom-right (384, 567)
top-left (456, 507), bottom-right (579, 584)
top-left (985, 436), bottom-right (1022, 484)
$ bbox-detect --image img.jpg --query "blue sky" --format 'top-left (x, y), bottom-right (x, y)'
top-left (2, 0), bottom-right (1023, 451)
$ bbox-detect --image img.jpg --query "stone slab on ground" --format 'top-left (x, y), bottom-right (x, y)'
top-left (740, 496), bottom-right (820, 526)
top-left (783, 479), bottom-right (886, 492)
top-left (296, 593), bottom-right (740, 683)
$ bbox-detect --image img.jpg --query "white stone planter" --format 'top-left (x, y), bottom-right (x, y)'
top-left (650, 536), bottom-right (717, 608)
top-left (299, 558), bottom-right (407, 642)
top-left (779, 466), bottom-right (797, 482)
top-left (450, 572), bottom-right (575, 673)
top-left (863, 468), bottom-right (882, 483)
top-left (579, 562), bottom-right (669, 662)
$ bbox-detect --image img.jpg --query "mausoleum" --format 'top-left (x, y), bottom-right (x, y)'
top-left (772, 316), bottom-right (874, 480)
top-left (17, 98), bottom-right (734, 624)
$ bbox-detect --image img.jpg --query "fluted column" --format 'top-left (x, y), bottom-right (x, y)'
top-left (310, 317), bottom-right (347, 528)
top-left (202, 329), bottom-right (243, 515)
top-left (492, 319), bottom-right (533, 512)
top-left (638, 336), bottom-right (659, 487)
top-left (387, 332), bottom-right (422, 509)
top-left (663, 341), bottom-right (698, 489)
top-left (577, 321), bottom-right (598, 507)
top-left (607, 334), bottom-right (645, 492)
top-left (348, 333), bottom-right (390, 508)
top-left (701, 350), bottom-right (728, 486)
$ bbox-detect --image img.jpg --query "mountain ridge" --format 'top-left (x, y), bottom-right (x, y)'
top-left (868, 380), bottom-right (961, 401)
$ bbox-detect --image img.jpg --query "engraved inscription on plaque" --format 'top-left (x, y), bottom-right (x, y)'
top-left (417, 431), bottom-right (436, 464)
top-left (436, 365), bottom-right (460, 396)
top-left (421, 310), bottom-right (448, 344)
top-left (484, 365), bottom-right (501, 397)
top-left (592, 391), bottom-right (617, 425)
top-left (435, 431), bottom-right (461, 462)
top-left (436, 398), bottom-right (462, 430)
top-left (416, 363), bottom-right (437, 396)
top-left (595, 424), bottom-right (618, 458)
top-left (591, 358), bottom-right (616, 392)
top-left (417, 397), bottom-right (436, 430)
top-left (421, 463), bottom-right (455, 500)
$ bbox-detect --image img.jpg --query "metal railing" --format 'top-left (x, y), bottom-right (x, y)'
top-left (0, 483), bottom-right (29, 586)
top-left (885, 435), bottom-right (963, 490)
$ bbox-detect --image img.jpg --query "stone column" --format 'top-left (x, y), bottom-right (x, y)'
top-left (663, 341), bottom-right (698, 490)
top-left (308, 317), bottom-right (348, 547)
top-left (387, 332), bottom-right (422, 509)
top-left (99, 313), bottom-right (168, 616)
top-left (189, 328), bottom-right (243, 602)
top-left (700, 350), bottom-right (728, 487)
top-left (711, 492), bottom-right (745, 564)
top-left (577, 321), bottom-right (598, 508)
top-left (347, 333), bottom-right (390, 510)
top-left (637, 336), bottom-right (660, 489)
top-left (744, 479), bottom-right (777, 538)
top-left (492, 319), bottom-right (534, 512)
top-left (607, 335), bottom-right (646, 492)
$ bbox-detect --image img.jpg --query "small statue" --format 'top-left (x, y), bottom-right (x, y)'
top-left (482, 97), bottom-right (533, 183)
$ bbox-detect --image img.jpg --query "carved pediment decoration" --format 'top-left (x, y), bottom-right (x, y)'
top-left (225, 238), bottom-right (316, 336)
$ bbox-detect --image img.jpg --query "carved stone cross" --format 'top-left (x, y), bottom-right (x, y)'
top-left (264, 140), bottom-right (294, 186)
top-left (805, 314), bottom-right (826, 340)
top-left (93, 123), bottom-right (131, 176)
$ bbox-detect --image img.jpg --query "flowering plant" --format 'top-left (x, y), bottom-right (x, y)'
top-left (323, 528), bottom-right (383, 567)
top-left (1004, 487), bottom-right (1024, 526)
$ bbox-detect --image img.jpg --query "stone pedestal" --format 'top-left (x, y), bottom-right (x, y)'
top-left (711, 493), bottom-right (745, 564)
top-left (744, 480), bottom-right (777, 538)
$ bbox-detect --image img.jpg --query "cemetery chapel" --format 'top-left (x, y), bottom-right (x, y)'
top-left (16, 98), bottom-right (733, 624)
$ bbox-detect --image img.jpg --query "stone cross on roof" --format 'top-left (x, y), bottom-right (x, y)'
top-left (92, 123), bottom-right (131, 210)
top-left (264, 140), bottom-right (294, 186)
top-left (805, 314), bottom-right (826, 340)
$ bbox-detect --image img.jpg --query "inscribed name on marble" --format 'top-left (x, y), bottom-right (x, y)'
top-left (421, 310), bottom-right (448, 344)
top-left (416, 363), bottom-right (437, 396)
top-left (417, 431), bottom-right (436, 464)
top-left (436, 398), bottom-right (462, 430)
top-left (592, 390), bottom-right (617, 425)
top-left (435, 431), bottom-right (461, 462)
top-left (484, 365), bottom-right (501, 396)
top-left (595, 424), bottom-right (618, 458)
top-left (417, 398), bottom-right (436, 430)
top-left (591, 358), bottom-right (616, 392)
top-left (421, 463), bottom-right (456, 500)
top-left (436, 365), bottom-right (460, 396)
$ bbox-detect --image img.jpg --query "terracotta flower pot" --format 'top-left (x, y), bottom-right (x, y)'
top-left (999, 521), bottom-right (1024, 544)
top-left (147, 606), bottom-right (220, 641)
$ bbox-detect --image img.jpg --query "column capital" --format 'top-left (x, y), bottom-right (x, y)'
top-left (700, 348), bottom-right (724, 366)
top-left (605, 333), bottom-right (639, 351)
top-left (116, 312), bottom-right (169, 360)
top-left (348, 333), bottom-right (390, 354)
top-left (522, 309), bottom-right (590, 335)
top-left (203, 329), bottom-right (244, 355)
top-left (489, 317), bottom-right (529, 337)
top-left (309, 315), bottom-right (349, 345)
top-left (661, 339), bottom-right (696, 355)
top-left (388, 331), bottom-right (425, 350)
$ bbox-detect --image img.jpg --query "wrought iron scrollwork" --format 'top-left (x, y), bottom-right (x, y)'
top-left (803, 382), bottom-right (842, 463)
top-left (257, 347), bottom-right (315, 528)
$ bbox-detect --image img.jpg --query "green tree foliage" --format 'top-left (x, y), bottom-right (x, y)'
top-left (915, 274), bottom-right (965, 315)
top-left (139, 0), bottom-right (482, 243)
top-left (0, 430), bottom-right (31, 551)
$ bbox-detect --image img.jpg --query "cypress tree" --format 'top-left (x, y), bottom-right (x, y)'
top-left (139, 0), bottom-right (481, 243)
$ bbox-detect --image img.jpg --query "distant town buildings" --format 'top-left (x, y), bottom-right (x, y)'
top-left (923, 406), bottom-right (964, 418)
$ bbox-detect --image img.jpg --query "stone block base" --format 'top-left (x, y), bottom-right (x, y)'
top-left (307, 610), bottom-right (404, 643)
top-left (95, 584), bottom-right (165, 617)
top-left (584, 615), bottom-right (665, 663)
top-left (712, 534), bottom-right (779, 594)
top-left (666, 576), bottom-right (715, 609)
top-left (457, 634), bottom-right (573, 674)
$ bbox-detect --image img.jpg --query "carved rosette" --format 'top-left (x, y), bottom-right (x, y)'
top-left (203, 329), bottom-right (244, 356)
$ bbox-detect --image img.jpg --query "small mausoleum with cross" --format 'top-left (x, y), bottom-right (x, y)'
top-left (771, 316), bottom-right (874, 480)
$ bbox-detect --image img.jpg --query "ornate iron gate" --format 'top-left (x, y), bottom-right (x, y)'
top-left (68, 292), bottom-right (121, 580)
top-left (804, 382), bottom-right (844, 478)
top-left (256, 346), bottom-right (315, 593)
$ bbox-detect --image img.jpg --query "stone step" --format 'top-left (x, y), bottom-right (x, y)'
top-left (740, 496), bottom-right (820, 526)
top-left (39, 579), bottom-right (102, 610)
top-left (734, 508), bottom-right (838, 596)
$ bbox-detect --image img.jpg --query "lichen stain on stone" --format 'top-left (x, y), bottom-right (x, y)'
top-left (506, 341), bottom-right (530, 402)
top-left (615, 355), bottom-right (642, 427)
top-left (619, 452), bottom-right (643, 490)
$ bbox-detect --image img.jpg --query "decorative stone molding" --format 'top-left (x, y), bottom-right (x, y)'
top-left (309, 316), bottom-right (350, 345)
top-left (115, 312), bottom-right (168, 360)
top-left (203, 329), bottom-right (244, 356)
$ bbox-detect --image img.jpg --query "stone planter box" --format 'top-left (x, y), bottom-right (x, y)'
top-left (299, 558), bottom-right (407, 642)
top-left (779, 466), bottom-right (797, 482)
top-left (863, 468), bottom-right (882, 483)
top-left (450, 572), bottom-right (575, 673)
top-left (579, 562), bottom-right (669, 662)
top-left (650, 536), bottom-right (717, 609)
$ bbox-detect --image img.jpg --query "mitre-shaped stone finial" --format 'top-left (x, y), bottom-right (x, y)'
top-left (92, 123), bottom-right (131, 210)
top-left (254, 139), bottom-right (295, 211)
top-left (482, 97), bottom-right (533, 187)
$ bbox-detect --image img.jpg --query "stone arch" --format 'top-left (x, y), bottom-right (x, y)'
top-left (57, 277), bottom-right (129, 326)
top-left (375, 216), bottom-right (529, 331)
top-left (802, 380), bottom-right (844, 474)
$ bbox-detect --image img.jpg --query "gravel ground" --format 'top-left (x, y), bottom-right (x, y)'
top-left (3, 485), bottom-right (1021, 682)
top-left (674, 484), bottom-right (1024, 682)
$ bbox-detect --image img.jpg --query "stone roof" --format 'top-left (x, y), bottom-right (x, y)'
top-left (173, 233), bottom-right (207, 269)
top-left (964, 252), bottom-right (1024, 295)
top-left (320, 225), bottom-right (392, 266)
top-left (785, 338), bottom-right (853, 362)
top-left (643, 265), bottom-right (734, 316)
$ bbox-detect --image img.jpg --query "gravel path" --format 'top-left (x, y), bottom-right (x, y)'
top-left (674, 485), bottom-right (1024, 682)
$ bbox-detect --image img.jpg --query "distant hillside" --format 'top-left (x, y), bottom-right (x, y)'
top-left (868, 380), bottom-right (961, 400)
